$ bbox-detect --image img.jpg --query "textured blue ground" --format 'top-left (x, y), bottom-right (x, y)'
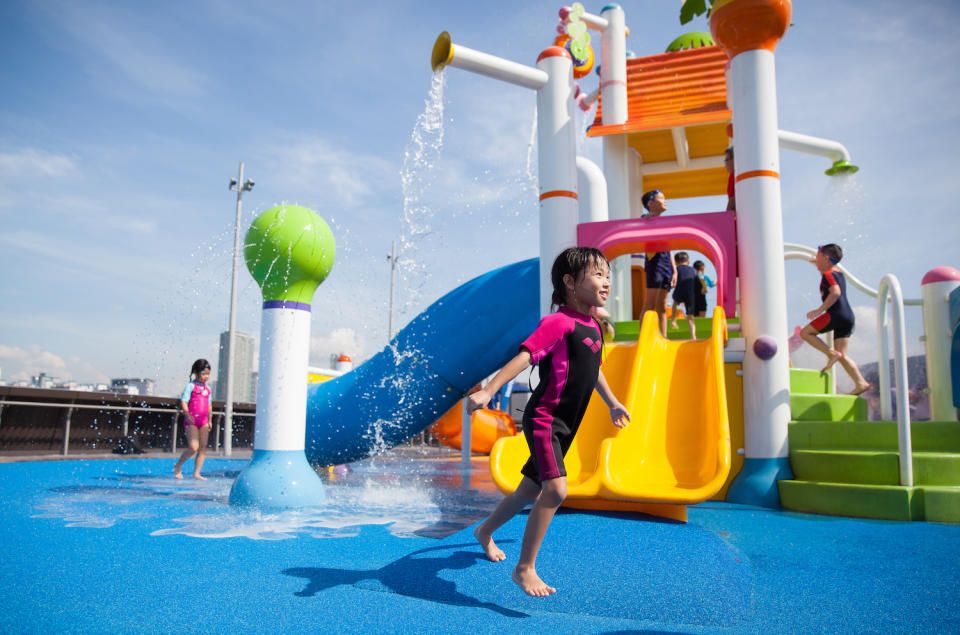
top-left (1, 457), bottom-right (958, 633)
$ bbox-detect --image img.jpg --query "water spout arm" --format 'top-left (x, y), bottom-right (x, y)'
top-left (431, 32), bottom-right (548, 90)
top-left (777, 129), bottom-right (859, 176)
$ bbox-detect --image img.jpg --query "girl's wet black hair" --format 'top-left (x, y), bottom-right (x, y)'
top-left (190, 358), bottom-right (211, 381)
top-left (550, 247), bottom-right (609, 309)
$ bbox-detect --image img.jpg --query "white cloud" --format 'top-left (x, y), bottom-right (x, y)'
top-left (39, 2), bottom-right (206, 100)
top-left (258, 136), bottom-right (396, 208)
top-left (0, 344), bottom-right (68, 381)
top-left (309, 327), bottom-right (367, 369)
top-left (0, 148), bottom-right (79, 181)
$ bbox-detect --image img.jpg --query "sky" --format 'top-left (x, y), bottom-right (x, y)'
top-left (1, 0), bottom-right (959, 396)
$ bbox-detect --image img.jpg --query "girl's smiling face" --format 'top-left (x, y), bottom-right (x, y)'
top-left (567, 260), bottom-right (611, 310)
top-left (197, 369), bottom-right (211, 384)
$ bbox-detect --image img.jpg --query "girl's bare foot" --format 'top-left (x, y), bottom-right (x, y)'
top-left (174, 466), bottom-right (183, 479)
top-left (849, 382), bottom-right (870, 396)
top-left (820, 350), bottom-right (842, 373)
top-left (193, 474), bottom-right (207, 480)
top-left (512, 564), bottom-right (556, 597)
top-left (474, 526), bottom-right (505, 562)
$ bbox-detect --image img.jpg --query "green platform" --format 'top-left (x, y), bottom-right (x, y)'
top-left (780, 369), bottom-right (960, 523)
top-left (613, 316), bottom-right (740, 342)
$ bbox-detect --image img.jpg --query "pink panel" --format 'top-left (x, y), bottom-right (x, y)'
top-left (577, 211), bottom-right (738, 317)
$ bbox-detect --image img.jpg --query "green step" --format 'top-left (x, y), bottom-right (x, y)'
top-left (920, 486), bottom-right (960, 523)
top-left (790, 368), bottom-right (831, 395)
top-left (778, 480), bottom-right (923, 521)
top-left (791, 393), bottom-right (867, 422)
top-left (791, 449), bottom-right (960, 486)
top-left (789, 420), bottom-right (960, 452)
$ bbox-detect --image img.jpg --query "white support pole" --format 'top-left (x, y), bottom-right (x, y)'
top-left (878, 274), bottom-right (913, 485)
top-left (461, 399), bottom-right (472, 468)
top-left (726, 48), bottom-right (793, 506)
top-left (598, 4), bottom-right (631, 322)
top-left (921, 268), bottom-right (960, 421)
top-left (253, 308), bottom-right (311, 451)
top-left (535, 48), bottom-right (578, 317)
top-left (576, 156), bottom-right (608, 224)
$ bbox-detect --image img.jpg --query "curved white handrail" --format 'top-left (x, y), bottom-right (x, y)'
top-left (877, 274), bottom-right (913, 487)
top-left (784, 243), bottom-right (922, 305)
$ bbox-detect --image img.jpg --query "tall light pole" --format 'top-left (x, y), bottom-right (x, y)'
top-left (386, 241), bottom-right (397, 340)
top-left (225, 161), bottom-right (254, 457)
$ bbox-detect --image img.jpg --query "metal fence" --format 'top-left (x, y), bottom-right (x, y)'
top-left (0, 387), bottom-right (255, 456)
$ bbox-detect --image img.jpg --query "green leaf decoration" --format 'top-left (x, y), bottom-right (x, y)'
top-left (665, 31), bottom-right (715, 52)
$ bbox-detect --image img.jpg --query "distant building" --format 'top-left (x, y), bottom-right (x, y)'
top-left (216, 330), bottom-right (257, 403)
top-left (110, 378), bottom-right (155, 396)
top-left (31, 373), bottom-right (55, 389)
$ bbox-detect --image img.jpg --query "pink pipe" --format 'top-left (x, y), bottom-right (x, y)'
top-left (577, 211), bottom-right (738, 317)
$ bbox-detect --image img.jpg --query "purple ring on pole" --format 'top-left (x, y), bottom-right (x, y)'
top-left (262, 300), bottom-right (311, 312)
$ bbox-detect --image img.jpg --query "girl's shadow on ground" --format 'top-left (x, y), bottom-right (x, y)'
top-left (284, 541), bottom-right (527, 618)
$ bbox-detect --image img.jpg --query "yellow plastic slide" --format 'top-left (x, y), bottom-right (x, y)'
top-left (489, 308), bottom-right (731, 521)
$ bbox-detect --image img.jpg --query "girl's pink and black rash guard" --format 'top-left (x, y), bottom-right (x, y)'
top-left (518, 306), bottom-right (603, 483)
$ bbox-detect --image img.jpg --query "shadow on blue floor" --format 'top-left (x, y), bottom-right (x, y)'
top-left (285, 541), bottom-right (527, 618)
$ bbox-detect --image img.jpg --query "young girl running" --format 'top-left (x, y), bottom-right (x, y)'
top-left (467, 247), bottom-right (630, 597)
top-left (173, 359), bottom-right (214, 480)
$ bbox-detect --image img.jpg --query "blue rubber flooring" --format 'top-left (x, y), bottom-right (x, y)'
top-left (1, 457), bottom-right (958, 633)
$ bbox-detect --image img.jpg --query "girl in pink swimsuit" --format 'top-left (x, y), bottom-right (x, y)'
top-left (466, 247), bottom-right (630, 598)
top-left (173, 359), bottom-right (213, 480)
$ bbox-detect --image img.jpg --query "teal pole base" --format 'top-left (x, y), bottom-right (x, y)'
top-left (726, 457), bottom-right (793, 508)
top-left (229, 449), bottom-right (326, 508)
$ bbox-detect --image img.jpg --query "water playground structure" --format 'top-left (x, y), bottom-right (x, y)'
top-left (4, 2), bottom-right (960, 631)
top-left (223, 2), bottom-right (960, 519)
top-left (221, 0), bottom-right (960, 522)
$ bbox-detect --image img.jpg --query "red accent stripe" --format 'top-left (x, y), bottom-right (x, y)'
top-left (735, 169), bottom-right (780, 182)
top-left (600, 80), bottom-right (627, 89)
top-left (539, 190), bottom-right (578, 201)
top-left (537, 46), bottom-right (572, 63)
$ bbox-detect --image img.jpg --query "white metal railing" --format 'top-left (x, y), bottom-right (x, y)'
top-left (784, 244), bottom-right (922, 306)
top-left (877, 274), bottom-right (913, 486)
top-left (783, 243), bottom-right (916, 486)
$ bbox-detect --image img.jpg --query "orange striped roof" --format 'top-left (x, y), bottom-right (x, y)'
top-left (588, 46), bottom-right (730, 136)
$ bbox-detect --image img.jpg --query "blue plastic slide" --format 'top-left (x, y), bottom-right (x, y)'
top-left (305, 258), bottom-right (539, 466)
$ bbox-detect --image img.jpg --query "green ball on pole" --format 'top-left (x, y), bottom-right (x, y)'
top-left (244, 204), bottom-right (336, 304)
top-left (229, 204), bottom-right (337, 509)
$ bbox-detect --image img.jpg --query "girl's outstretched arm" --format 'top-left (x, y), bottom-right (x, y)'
top-left (466, 349), bottom-right (532, 414)
top-left (595, 370), bottom-right (630, 428)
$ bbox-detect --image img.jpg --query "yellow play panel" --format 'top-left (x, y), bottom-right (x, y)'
top-left (490, 308), bottom-right (732, 522)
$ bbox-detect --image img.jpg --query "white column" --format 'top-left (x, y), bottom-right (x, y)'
top-left (536, 49), bottom-right (577, 317)
top-left (922, 270), bottom-right (960, 421)
top-left (576, 156), bottom-right (608, 224)
top-left (731, 49), bottom-right (791, 461)
top-left (598, 4), bottom-right (631, 322)
top-left (254, 307), bottom-right (311, 450)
